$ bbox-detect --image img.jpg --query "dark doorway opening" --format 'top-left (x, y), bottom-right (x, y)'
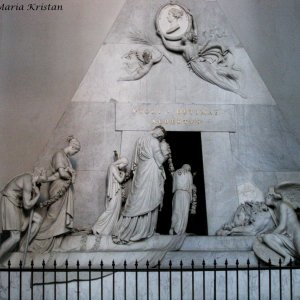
top-left (157, 131), bottom-right (208, 235)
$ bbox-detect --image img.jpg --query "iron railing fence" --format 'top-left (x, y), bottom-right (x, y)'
top-left (0, 259), bottom-right (299, 300)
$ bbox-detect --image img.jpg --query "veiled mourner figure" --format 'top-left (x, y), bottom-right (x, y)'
top-left (29, 136), bottom-right (81, 253)
top-left (113, 126), bottom-right (171, 244)
top-left (0, 168), bottom-right (47, 261)
top-left (169, 164), bottom-right (193, 235)
top-left (92, 157), bottom-right (128, 235)
top-left (259, 188), bottom-right (300, 265)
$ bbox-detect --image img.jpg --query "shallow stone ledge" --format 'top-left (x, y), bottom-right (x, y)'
top-left (180, 236), bottom-right (255, 251)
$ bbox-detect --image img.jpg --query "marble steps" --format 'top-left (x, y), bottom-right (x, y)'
top-left (160, 236), bottom-right (258, 267)
top-left (4, 236), bottom-right (258, 268)
top-left (179, 236), bottom-right (255, 251)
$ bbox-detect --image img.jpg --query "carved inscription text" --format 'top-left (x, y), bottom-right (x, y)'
top-left (116, 103), bottom-right (236, 132)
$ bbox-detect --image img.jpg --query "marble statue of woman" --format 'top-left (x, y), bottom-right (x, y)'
top-left (28, 136), bottom-right (81, 253)
top-left (92, 157), bottom-right (128, 236)
top-left (169, 164), bottom-right (193, 235)
top-left (157, 30), bottom-right (246, 98)
top-left (113, 126), bottom-right (171, 244)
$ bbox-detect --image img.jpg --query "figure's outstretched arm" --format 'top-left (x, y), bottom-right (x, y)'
top-left (23, 179), bottom-right (40, 210)
top-left (119, 63), bottom-right (153, 81)
top-left (58, 167), bottom-right (72, 180)
top-left (229, 225), bottom-right (256, 236)
top-left (158, 31), bottom-right (184, 53)
top-left (273, 204), bottom-right (287, 234)
top-left (152, 52), bottom-right (163, 64)
top-left (46, 172), bottom-right (60, 182)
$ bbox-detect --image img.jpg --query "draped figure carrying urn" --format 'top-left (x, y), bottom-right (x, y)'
top-left (113, 126), bottom-right (171, 244)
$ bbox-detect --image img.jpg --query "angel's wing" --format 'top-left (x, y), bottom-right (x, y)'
top-left (274, 182), bottom-right (300, 210)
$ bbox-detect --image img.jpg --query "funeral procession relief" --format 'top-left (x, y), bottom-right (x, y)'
top-left (1, 0), bottom-right (300, 283)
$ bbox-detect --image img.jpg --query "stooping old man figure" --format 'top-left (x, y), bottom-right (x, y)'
top-left (0, 168), bottom-right (47, 261)
top-left (113, 126), bottom-right (171, 244)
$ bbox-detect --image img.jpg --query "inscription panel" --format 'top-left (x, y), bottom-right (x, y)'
top-left (116, 103), bottom-right (236, 132)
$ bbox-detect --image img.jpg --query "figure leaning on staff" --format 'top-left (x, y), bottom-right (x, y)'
top-left (0, 168), bottom-right (50, 261)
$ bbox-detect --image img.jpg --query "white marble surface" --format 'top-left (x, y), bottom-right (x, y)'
top-left (230, 105), bottom-right (300, 172)
top-left (201, 132), bottom-right (239, 235)
top-left (179, 236), bottom-right (255, 251)
top-left (72, 45), bottom-right (275, 105)
top-left (71, 0), bottom-right (275, 106)
top-left (116, 103), bottom-right (236, 132)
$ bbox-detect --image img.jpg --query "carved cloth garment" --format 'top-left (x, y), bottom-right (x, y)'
top-left (92, 164), bottom-right (123, 235)
top-left (0, 174), bottom-right (32, 232)
top-left (29, 150), bottom-right (74, 253)
top-left (184, 42), bottom-right (241, 95)
top-left (113, 134), bottom-right (166, 243)
top-left (269, 233), bottom-right (300, 259)
top-left (170, 169), bottom-right (193, 235)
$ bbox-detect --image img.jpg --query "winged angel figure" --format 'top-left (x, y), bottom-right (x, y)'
top-left (156, 4), bottom-right (246, 98)
top-left (119, 32), bottom-right (171, 81)
top-left (253, 182), bottom-right (300, 266)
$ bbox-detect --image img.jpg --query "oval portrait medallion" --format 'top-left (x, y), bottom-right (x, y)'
top-left (156, 3), bottom-right (193, 41)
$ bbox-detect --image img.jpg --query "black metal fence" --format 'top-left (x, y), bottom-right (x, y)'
top-left (0, 259), bottom-right (299, 300)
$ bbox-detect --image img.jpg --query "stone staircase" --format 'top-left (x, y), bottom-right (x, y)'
top-left (162, 236), bottom-right (258, 267)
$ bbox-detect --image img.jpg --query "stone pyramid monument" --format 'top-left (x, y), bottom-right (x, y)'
top-left (37, 0), bottom-right (300, 236)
